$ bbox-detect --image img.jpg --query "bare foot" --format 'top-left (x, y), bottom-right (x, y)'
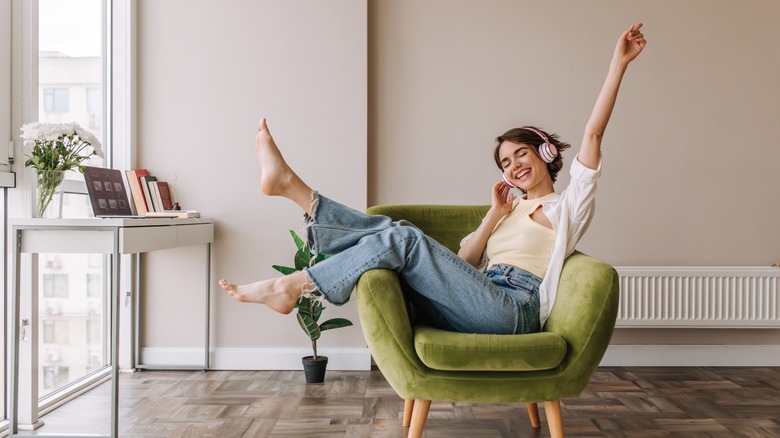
top-left (219, 271), bottom-right (313, 314)
top-left (256, 118), bottom-right (298, 197)
top-left (255, 118), bottom-right (316, 215)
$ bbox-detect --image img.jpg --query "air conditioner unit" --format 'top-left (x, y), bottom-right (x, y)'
top-left (45, 350), bottom-right (60, 362)
top-left (44, 303), bottom-right (62, 315)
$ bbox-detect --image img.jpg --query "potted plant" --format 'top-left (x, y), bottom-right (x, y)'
top-left (272, 230), bottom-right (353, 383)
top-left (20, 122), bottom-right (103, 218)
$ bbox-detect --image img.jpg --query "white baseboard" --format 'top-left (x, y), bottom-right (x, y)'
top-left (139, 347), bottom-right (372, 371)
top-left (601, 345), bottom-right (780, 367)
top-left (140, 345), bottom-right (779, 370)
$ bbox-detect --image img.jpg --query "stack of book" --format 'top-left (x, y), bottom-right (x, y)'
top-left (125, 169), bottom-right (200, 218)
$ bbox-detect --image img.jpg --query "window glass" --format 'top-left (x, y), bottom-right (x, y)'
top-left (42, 273), bottom-right (69, 298)
top-left (37, 0), bottom-right (108, 400)
top-left (39, 253), bottom-right (105, 398)
top-left (38, 0), bottom-right (104, 170)
top-left (42, 88), bottom-right (70, 112)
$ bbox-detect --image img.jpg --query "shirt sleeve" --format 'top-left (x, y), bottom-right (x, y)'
top-left (560, 154), bottom-right (602, 224)
top-left (460, 232), bottom-right (488, 272)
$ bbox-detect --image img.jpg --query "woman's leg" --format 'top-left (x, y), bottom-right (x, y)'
top-left (255, 117), bottom-right (398, 251)
top-left (306, 225), bottom-right (534, 334)
top-left (221, 119), bottom-right (396, 311)
top-left (225, 119), bottom-right (536, 333)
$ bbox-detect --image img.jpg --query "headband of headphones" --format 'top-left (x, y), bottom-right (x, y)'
top-left (524, 127), bottom-right (559, 164)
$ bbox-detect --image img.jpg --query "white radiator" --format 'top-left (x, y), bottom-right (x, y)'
top-left (614, 267), bottom-right (780, 328)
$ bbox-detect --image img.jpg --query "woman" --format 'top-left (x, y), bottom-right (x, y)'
top-left (220, 23), bottom-right (646, 334)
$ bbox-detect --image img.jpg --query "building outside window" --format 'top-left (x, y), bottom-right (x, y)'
top-left (42, 86), bottom-right (69, 112)
top-left (36, 0), bottom-right (108, 400)
top-left (42, 273), bottom-right (69, 298)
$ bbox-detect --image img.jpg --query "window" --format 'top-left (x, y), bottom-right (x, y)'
top-left (36, 0), bottom-right (110, 402)
top-left (86, 87), bottom-right (101, 113)
top-left (8, 0), bottom-right (132, 418)
top-left (43, 367), bottom-right (71, 392)
top-left (42, 87), bottom-right (70, 112)
top-left (43, 273), bottom-right (69, 298)
top-left (43, 320), bottom-right (70, 344)
top-left (86, 273), bottom-right (101, 297)
top-left (86, 319), bottom-right (101, 344)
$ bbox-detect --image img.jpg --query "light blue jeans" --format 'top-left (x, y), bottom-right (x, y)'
top-left (304, 193), bottom-right (541, 335)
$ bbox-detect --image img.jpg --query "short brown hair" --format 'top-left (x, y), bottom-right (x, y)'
top-left (493, 126), bottom-right (571, 183)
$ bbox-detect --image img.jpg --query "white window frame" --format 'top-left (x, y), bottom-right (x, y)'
top-left (0, 0), bottom-right (15, 187)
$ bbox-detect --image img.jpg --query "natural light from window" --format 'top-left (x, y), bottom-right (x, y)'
top-left (37, 0), bottom-right (107, 400)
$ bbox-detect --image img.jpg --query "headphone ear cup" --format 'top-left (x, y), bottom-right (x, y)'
top-left (501, 173), bottom-right (516, 188)
top-left (539, 141), bottom-right (559, 163)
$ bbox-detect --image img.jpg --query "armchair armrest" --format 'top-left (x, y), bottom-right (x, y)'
top-left (544, 252), bottom-right (620, 383)
top-left (356, 269), bottom-right (429, 397)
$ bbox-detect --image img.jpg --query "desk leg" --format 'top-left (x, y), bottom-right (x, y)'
top-left (204, 242), bottom-right (211, 371)
top-left (111, 234), bottom-right (121, 437)
top-left (133, 253), bottom-right (140, 370)
top-left (9, 230), bottom-right (21, 435)
top-left (10, 230), bottom-right (44, 434)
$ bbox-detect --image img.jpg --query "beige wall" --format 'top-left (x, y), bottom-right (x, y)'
top-left (368, 0), bottom-right (780, 267)
top-left (136, 0), bottom-right (367, 355)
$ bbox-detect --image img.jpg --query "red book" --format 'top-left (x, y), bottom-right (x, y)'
top-left (125, 169), bottom-right (150, 214)
top-left (156, 181), bottom-right (174, 211)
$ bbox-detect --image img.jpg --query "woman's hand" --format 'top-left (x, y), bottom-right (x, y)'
top-left (491, 180), bottom-right (515, 217)
top-left (613, 23), bottom-right (646, 66)
top-left (458, 180), bottom-right (515, 267)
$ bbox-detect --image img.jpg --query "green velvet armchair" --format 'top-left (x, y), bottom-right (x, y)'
top-left (357, 205), bottom-right (620, 438)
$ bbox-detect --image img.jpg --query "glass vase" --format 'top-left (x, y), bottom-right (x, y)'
top-left (35, 169), bottom-right (65, 218)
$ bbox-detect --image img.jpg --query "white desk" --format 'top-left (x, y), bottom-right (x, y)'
top-left (9, 217), bottom-right (214, 438)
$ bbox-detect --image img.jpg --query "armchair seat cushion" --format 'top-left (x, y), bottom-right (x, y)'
top-left (413, 325), bottom-right (568, 371)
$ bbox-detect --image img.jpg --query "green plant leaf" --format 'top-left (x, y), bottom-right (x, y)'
top-left (311, 300), bottom-right (323, 323)
top-left (319, 318), bottom-right (354, 331)
top-left (289, 230), bottom-right (306, 250)
top-left (297, 312), bottom-right (321, 342)
top-left (294, 247), bottom-right (313, 270)
top-left (296, 296), bottom-right (313, 316)
top-left (272, 265), bottom-right (297, 275)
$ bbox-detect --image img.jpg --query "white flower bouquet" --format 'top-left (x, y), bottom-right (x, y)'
top-left (20, 122), bottom-right (104, 217)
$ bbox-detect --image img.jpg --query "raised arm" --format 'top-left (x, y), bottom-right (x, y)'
top-left (579, 23), bottom-right (647, 170)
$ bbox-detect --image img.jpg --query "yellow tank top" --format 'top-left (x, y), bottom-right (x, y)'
top-left (485, 193), bottom-right (557, 279)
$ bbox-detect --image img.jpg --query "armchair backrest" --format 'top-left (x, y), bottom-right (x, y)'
top-left (365, 205), bottom-right (489, 253)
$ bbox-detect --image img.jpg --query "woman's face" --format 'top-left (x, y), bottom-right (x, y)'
top-left (497, 141), bottom-right (552, 192)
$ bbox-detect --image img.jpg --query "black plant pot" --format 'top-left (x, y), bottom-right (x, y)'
top-left (302, 355), bottom-right (328, 383)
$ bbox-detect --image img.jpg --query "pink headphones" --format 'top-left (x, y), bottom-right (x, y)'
top-left (525, 127), bottom-right (559, 164)
top-left (501, 127), bottom-right (559, 188)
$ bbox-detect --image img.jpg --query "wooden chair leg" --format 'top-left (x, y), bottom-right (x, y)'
top-left (407, 399), bottom-right (431, 438)
top-left (402, 399), bottom-right (415, 427)
top-left (543, 400), bottom-right (564, 438)
top-left (527, 402), bottom-right (541, 429)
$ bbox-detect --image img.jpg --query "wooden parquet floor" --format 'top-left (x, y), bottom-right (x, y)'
top-left (35, 367), bottom-right (780, 437)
